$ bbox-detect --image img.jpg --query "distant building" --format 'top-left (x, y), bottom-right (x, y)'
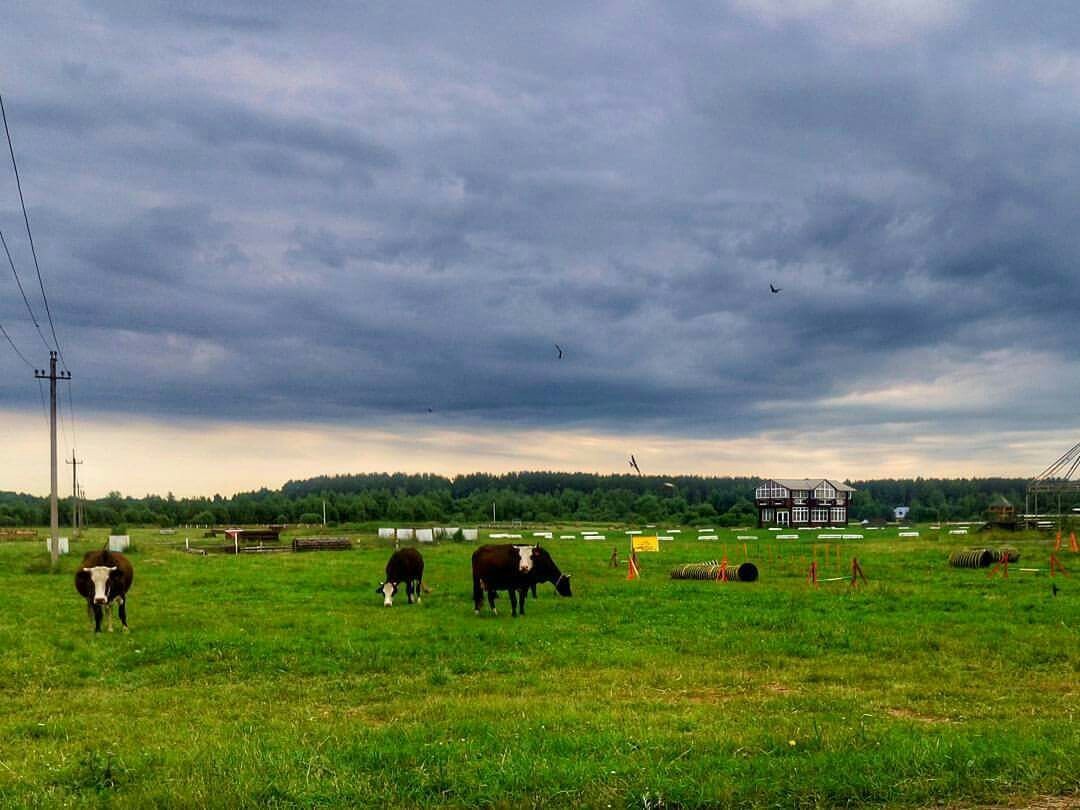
top-left (893, 506), bottom-right (910, 521)
top-left (987, 495), bottom-right (1016, 528)
top-left (754, 479), bottom-right (855, 527)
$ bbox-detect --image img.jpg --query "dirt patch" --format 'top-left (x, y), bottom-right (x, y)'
top-left (887, 707), bottom-right (953, 724)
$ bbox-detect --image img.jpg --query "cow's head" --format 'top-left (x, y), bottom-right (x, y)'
top-left (514, 545), bottom-right (535, 573)
top-left (531, 548), bottom-right (572, 596)
top-left (554, 573), bottom-right (572, 597)
top-left (81, 565), bottom-right (119, 605)
top-left (376, 581), bottom-right (398, 606)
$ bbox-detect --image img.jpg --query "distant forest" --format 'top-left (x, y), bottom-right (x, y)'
top-left (0, 472), bottom-right (1043, 528)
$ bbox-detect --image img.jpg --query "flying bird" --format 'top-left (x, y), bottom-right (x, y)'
top-left (555, 344), bottom-right (564, 359)
top-left (427, 407), bottom-right (434, 413)
top-left (769, 283), bottom-right (782, 294)
top-left (629, 455), bottom-right (642, 476)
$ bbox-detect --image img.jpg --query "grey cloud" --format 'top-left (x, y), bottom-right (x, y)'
top-left (0, 1), bottom-right (1079, 444)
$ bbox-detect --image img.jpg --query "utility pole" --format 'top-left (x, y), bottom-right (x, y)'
top-left (78, 485), bottom-right (86, 529)
top-left (66, 451), bottom-right (82, 536)
top-left (35, 351), bottom-right (71, 566)
top-left (322, 499), bottom-right (327, 526)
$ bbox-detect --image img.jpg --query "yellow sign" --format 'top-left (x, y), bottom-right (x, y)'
top-left (632, 535), bottom-right (660, 552)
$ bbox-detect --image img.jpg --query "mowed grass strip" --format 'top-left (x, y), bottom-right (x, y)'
top-left (0, 527), bottom-right (1076, 808)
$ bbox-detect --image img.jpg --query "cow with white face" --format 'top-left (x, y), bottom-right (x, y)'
top-left (377, 547), bottom-right (424, 607)
top-left (74, 548), bottom-right (134, 633)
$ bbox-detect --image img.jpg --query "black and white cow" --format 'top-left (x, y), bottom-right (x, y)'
top-left (74, 549), bottom-right (134, 633)
top-left (471, 544), bottom-right (571, 616)
top-left (377, 547), bottom-right (424, 606)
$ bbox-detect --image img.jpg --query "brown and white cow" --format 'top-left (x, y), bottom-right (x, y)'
top-left (74, 548), bottom-right (134, 633)
top-left (377, 547), bottom-right (424, 606)
top-left (472, 544), bottom-right (571, 616)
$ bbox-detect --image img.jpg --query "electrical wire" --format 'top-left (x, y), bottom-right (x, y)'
top-left (0, 319), bottom-right (32, 367)
top-left (0, 228), bottom-right (50, 352)
top-left (0, 90), bottom-right (65, 367)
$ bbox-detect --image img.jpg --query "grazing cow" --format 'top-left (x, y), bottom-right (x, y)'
top-left (74, 549), bottom-right (134, 633)
top-left (472, 544), bottom-right (571, 616)
top-left (377, 547), bottom-right (424, 606)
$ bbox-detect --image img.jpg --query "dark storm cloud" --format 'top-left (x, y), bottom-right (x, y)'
top-left (2, 0), bottom-right (1080, 439)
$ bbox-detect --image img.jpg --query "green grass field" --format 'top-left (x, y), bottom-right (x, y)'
top-left (0, 524), bottom-right (1077, 808)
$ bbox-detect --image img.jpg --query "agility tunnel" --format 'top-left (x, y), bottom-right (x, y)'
top-left (948, 549), bottom-right (995, 568)
top-left (670, 562), bottom-right (759, 582)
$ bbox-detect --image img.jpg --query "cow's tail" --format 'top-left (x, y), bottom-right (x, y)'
top-left (472, 575), bottom-right (483, 610)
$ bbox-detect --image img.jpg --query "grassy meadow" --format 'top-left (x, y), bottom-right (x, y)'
top-left (0, 523), bottom-right (1077, 808)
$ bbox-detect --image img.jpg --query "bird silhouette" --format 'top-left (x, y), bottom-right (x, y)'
top-left (555, 344), bottom-right (564, 359)
top-left (769, 283), bottom-right (782, 294)
top-left (629, 454), bottom-right (642, 476)
top-left (1052, 583), bottom-right (1060, 597)
top-left (427, 407), bottom-right (434, 413)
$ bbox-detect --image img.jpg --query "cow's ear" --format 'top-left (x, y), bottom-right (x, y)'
top-left (531, 547), bottom-right (542, 558)
top-left (80, 567), bottom-right (91, 573)
top-left (375, 583), bottom-right (384, 594)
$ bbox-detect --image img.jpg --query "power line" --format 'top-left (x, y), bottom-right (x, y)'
top-left (0, 319), bottom-right (32, 366)
top-left (0, 90), bottom-right (65, 367)
top-left (0, 228), bottom-right (50, 352)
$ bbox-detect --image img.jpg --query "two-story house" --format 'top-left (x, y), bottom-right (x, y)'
top-left (754, 478), bottom-right (856, 527)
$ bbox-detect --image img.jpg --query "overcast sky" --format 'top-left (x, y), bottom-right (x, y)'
top-left (2, 1), bottom-right (1079, 496)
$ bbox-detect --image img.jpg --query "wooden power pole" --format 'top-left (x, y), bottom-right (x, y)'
top-left (35, 351), bottom-right (70, 566)
top-left (66, 450), bottom-right (82, 536)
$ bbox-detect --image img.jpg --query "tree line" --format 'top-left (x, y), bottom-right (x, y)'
top-left (0, 473), bottom-right (1045, 528)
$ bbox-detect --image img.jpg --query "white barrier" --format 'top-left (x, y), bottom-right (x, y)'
top-left (817, 534), bottom-right (842, 540)
top-left (658, 535), bottom-right (673, 541)
top-left (668, 529), bottom-right (682, 534)
top-left (697, 527), bottom-right (715, 532)
top-left (415, 529), bottom-right (434, 543)
top-left (45, 537), bottom-right (69, 554)
top-left (378, 528), bottom-right (395, 539)
top-left (737, 535), bottom-right (758, 540)
top-left (396, 529), bottom-right (413, 541)
top-left (491, 533), bottom-right (508, 539)
top-left (769, 527), bottom-right (783, 532)
top-left (899, 532), bottom-right (919, 537)
top-left (462, 529), bottom-right (478, 541)
top-left (842, 534), bottom-right (864, 540)
top-left (699, 534), bottom-right (718, 540)
top-left (777, 534), bottom-right (798, 540)
top-left (108, 535), bottom-right (130, 552)
top-left (506, 534), bottom-right (522, 539)
top-left (949, 529), bottom-right (968, 535)
top-left (560, 535), bottom-right (575, 539)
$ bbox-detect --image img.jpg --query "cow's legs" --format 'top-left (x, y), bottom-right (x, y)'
top-left (473, 576), bottom-right (483, 614)
top-left (118, 597), bottom-right (128, 631)
top-left (414, 578), bottom-right (421, 604)
top-left (92, 603), bottom-right (103, 633)
top-left (406, 581), bottom-right (414, 604)
top-left (509, 589), bottom-right (518, 617)
top-left (519, 586), bottom-right (527, 616)
top-left (487, 588), bottom-right (498, 614)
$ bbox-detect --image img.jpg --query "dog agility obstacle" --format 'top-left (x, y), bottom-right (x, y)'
top-left (670, 561), bottom-right (759, 582)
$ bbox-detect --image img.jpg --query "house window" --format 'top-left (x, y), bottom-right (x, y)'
top-left (811, 508), bottom-right (828, 522)
top-left (755, 481), bottom-right (789, 499)
top-left (792, 507), bottom-right (808, 523)
top-left (831, 507), bottom-right (846, 523)
top-left (762, 508), bottom-right (774, 522)
top-left (793, 490), bottom-right (808, 504)
top-left (776, 511), bottom-right (789, 526)
top-left (835, 492), bottom-right (846, 503)
top-left (814, 481), bottom-right (836, 501)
